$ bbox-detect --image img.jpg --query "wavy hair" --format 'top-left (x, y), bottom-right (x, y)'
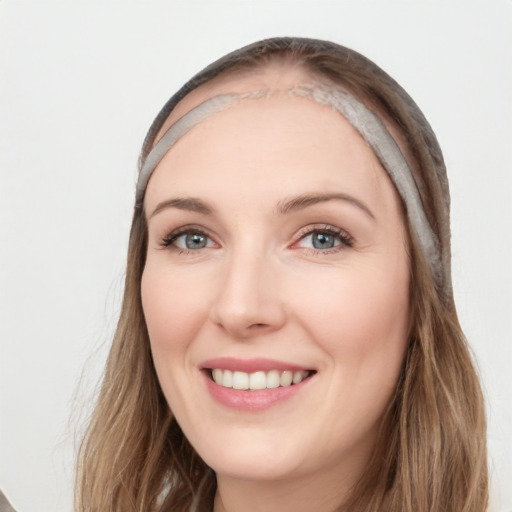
top-left (75, 37), bottom-right (488, 511)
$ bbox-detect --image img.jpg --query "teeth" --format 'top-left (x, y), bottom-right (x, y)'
top-left (233, 371), bottom-right (249, 390)
top-left (223, 370), bottom-right (233, 388)
top-left (266, 370), bottom-right (280, 389)
top-left (211, 369), bottom-right (311, 390)
top-left (280, 370), bottom-right (293, 386)
top-left (293, 370), bottom-right (306, 384)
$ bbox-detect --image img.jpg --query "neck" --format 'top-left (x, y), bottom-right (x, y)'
top-left (213, 465), bottom-right (358, 512)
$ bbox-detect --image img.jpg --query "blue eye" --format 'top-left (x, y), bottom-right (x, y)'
top-left (309, 232), bottom-right (339, 249)
top-left (296, 227), bottom-right (353, 252)
top-left (162, 230), bottom-right (214, 251)
top-left (180, 233), bottom-right (209, 249)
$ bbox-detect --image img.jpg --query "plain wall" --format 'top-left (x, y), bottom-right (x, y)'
top-left (1, 1), bottom-right (511, 511)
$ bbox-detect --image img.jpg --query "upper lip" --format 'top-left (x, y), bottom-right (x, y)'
top-left (200, 357), bottom-right (312, 373)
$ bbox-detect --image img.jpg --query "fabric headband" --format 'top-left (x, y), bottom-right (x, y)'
top-left (137, 85), bottom-right (440, 284)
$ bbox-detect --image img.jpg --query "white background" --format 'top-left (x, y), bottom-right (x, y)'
top-left (1, 1), bottom-right (511, 511)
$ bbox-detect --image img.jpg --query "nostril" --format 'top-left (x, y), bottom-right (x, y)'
top-left (248, 322), bottom-right (266, 329)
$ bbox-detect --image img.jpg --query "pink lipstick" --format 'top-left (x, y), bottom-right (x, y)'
top-left (200, 357), bottom-right (315, 411)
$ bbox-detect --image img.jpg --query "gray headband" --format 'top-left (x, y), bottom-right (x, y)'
top-left (137, 86), bottom-right (440, 283)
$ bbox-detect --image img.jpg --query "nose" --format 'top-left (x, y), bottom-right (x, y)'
top-left (209, 247), bottom-right (286, 339)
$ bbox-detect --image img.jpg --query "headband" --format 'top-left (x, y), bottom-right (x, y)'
top-left (137, 85), bottom-right (440, 284)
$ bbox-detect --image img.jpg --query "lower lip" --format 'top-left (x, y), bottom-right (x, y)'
top-left (203, 372), bottom-right (312, 411)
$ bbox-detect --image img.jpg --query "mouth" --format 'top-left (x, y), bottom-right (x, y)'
top-left (199, 357), bottom-right (317, 410)
top-left (207, 368), bottom-right (315, 390)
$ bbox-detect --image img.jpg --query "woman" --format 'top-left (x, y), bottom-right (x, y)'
top-left (76, 37), bottom-right (488, 511)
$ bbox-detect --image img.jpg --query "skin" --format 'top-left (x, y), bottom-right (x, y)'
top-left (141, 67), bottom-right (411, 512)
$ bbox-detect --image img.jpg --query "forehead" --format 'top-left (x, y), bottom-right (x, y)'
top-left (160, 91), bottom-right (378, 166)
top-left (145, 92), bottom-right (400, 219)
top-left (155, 63), bottom-right (315, 142)
top-left (153, 63), bottom-right (416, 175)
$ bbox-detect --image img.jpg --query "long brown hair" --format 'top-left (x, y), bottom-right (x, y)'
top-left (75, 37), bottom-right (488, 511)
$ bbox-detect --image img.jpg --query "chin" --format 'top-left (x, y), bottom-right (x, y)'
top-left (208, 455), bottom-right (303, 482)
top-left (193, 433), bottom-right (307, 481)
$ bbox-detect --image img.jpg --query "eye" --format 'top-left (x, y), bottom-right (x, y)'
top-left (294, 226), bottom-right (353, 252)
top-left (161, 228), bottom-right (216, 251)
top-left (304, 231), bottom-right (340, 250)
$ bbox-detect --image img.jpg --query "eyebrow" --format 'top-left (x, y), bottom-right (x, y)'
top-left (149, 192), bottom-right (375, 221)
top-left (149, 197), bottom-right (214, 218)
top-left (277, 193), bottom-right (375, 220)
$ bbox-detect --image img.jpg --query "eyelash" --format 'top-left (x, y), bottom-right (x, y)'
top-left (160, 226), bottom-right (214, 254)
top-left (160, 224), bottom-right (354, 254)
top-left (293, 224), bottom-right (354, 254)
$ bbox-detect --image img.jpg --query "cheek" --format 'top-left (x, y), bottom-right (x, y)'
top-left (294, 258), bottom-right (410, 388)
top-left (141, 263), bottom-right (211, 360)
top-left (141, 262), bottom-right (218, 418)
top-left (291, 261), bottom-right (410, 451)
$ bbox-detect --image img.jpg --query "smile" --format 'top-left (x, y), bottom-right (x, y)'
top-left (211, 369), bottom-right (311, 390)
top-left (200, 358), bottom-right (316, 411)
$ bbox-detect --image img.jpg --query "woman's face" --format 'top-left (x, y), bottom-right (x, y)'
top-left (141, 71), bottom-right (410, 486)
